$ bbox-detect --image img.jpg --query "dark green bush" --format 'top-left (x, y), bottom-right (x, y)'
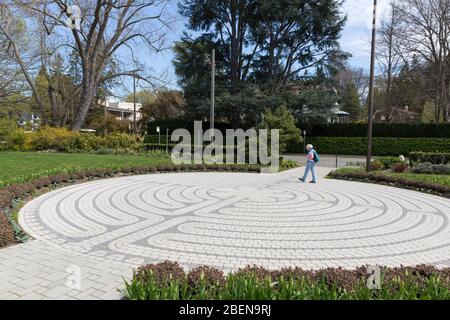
top-left (369, 160), bottom-right (384, 171)
top-left (409, 152), bottom-right (450, 165)
top-left (378, 157), bottom-right (403, 169)
top-left (412, 163), bottom-right (450, 175)
top-left (147, 119), bottom-right (253, 136)
top-left (328, 170), bottom-right (450, 198)
top-left (392, 162), bottom-right (409, 173)
top-left (295, 137), bottom-right (450, 156)
top-left (309, 123), bottom-right (450, 138)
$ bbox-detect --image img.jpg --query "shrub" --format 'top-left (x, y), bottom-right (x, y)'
top-left (0, 119), bottom-right (17, 142)
top-left (187, 266), bottom-right (225, 291)
top-left (409, 152), bottom-right (450, 165)
top-left (309, 123), bottom-right (450, 138)
top-left (378, 157), bottom-right (403, 170)
top-left (105, 132), bottom-right (137, 149)
top-left (295, 137), bottom-right (450, 156)
top-left (280, 159), bottom-right (298, 169)
top-left (328, 170), bottom-right (450, 198)
top-left (258, 105), bottom-right (303, 153)
top-left (369, 160), bottom-right (384, 171)
top-left (6, 128), bottom-right (29, 151)
top-left (392, 162), bottom-right (409, 173)
top-left (64, 133), bottom-right (106, 152)
top-left (412, 163), bottom-right (450, 175)
top-left (134, 261), bottom-right (185, 286)
top-left (29, 127), bottom-right (78, 151)
top-left (3, 127), bottom-right (141, 153)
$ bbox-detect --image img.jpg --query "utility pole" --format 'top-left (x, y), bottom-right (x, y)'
top-left (133, 74), bottom-right (137, 135)
top-left (104, 102), bottom-right (107, 137)
top-left (366, 0), bottom-right (377, 172)
top-left (210, 49), bottom-right (215, 138)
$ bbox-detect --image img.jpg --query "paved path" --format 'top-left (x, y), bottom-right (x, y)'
top-left (1, 167), bottom-right (450, 299)
top-left (283, 154), bottom-right (367, 167)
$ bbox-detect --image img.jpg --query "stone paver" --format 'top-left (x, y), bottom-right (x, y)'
top-left (1, 167), bottom-right (450, 299)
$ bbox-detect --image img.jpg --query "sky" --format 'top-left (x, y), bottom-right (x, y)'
top-left (128, 0), bottom-right (393, 94)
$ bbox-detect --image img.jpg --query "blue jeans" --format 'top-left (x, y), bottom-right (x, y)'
top-left (302, 161), bottom-right (317, 182)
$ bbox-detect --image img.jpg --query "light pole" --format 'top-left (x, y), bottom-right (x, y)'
top-left (166, 128), bottom-right (169, 156)
top-left (303, 130), bottom-right (307, 153)
top-left (366, 0), bottom-right (378, 172)
top-left (133, 74), bottom-right (137, 135)
top-left (156, 126), bottom-right (161, 144)
top-left (210, 48), bottom-right (215, 139)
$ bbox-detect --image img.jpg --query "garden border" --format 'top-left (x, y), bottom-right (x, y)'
top-left (327, 170), bottom-right (450, 199)
top-left (0, 163), bottom-right (264, 248)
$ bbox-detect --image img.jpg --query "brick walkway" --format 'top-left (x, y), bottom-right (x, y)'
top-left (1, 167), bottom-right (450, 299)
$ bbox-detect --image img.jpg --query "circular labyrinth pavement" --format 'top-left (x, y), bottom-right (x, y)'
top-left (19, 169), bottom-right (450, 270)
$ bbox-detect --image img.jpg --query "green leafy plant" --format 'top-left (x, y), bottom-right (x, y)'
top-left (123, 262), bottom-right (450, 300)
top-left (410, 152), bottom-right (450, 166)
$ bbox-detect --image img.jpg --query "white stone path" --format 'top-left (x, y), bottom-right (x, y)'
top-left (1, 167), bottom-right (450, 300)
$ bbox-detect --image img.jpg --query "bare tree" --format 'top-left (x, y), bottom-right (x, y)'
top-left (335, 67), bottom-right (369, 119)
top-left (1, 0), bottom-right (171, 130)
top-left (397, 0), bottom-right (450, 123)
top-left (0, 5), bottom-right (49, 122)
top-left (375, 1), bottom-right (404, 122)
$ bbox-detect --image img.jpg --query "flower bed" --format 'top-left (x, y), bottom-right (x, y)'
top-left (124, 261), bottom-right (450, 300)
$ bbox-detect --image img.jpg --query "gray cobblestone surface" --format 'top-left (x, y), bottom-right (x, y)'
top-left (0, 167), bottom-right (449, 299)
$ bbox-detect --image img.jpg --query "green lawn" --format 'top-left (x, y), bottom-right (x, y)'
top-left (331, 168), bottom-right (450, 188)
top-left (0, 152), bottom-right (171, 188)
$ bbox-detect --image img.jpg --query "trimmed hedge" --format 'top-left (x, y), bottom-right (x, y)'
top-left (409, 152), bottom-right (450, 165)
top-left (309, 123), bottom-right (450, 138)
top-left (147, 119), bottom-right (253, 135)
top-left (412, 164), bottom-right (450, 175)
top-left (293, 137), bottom-right (450, 156)
top-left (125, 261), bottom-right (450, 300)
top-left (146, 137), bottom-right (450, 156)
top-left (328, 170), bottom-right (450, 198)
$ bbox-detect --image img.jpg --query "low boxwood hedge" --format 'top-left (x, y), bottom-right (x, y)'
top-left (291, 137), bottom-right (450, 156)
top-left (409, 152), bottom-right (450, 165)
top-left (411, 163), bottom-right (450, 175)
top-left (145, 137), bottom-right (450, 157)
top-left (328, 170), bottom-right (450, 198)
top-left (308, 123), bottom-right (450, 138)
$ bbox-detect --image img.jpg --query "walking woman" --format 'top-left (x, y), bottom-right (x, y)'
top-left (299, 144), bottom-right (320, 184)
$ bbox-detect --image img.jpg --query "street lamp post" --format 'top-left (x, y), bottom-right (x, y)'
top-left (366, 0), bottom-right (378, 172)
top-left (156, 126), bottom-right (161, 144)
top-left (210, 48), bottom-right (215, 139)
top-left (133, 74), bottom-right (137, 135)
top-left (303, 130), bottom-right (307, 153)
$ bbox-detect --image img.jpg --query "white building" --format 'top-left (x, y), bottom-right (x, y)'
top-left (103, 99), bottom-right (143, 122)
